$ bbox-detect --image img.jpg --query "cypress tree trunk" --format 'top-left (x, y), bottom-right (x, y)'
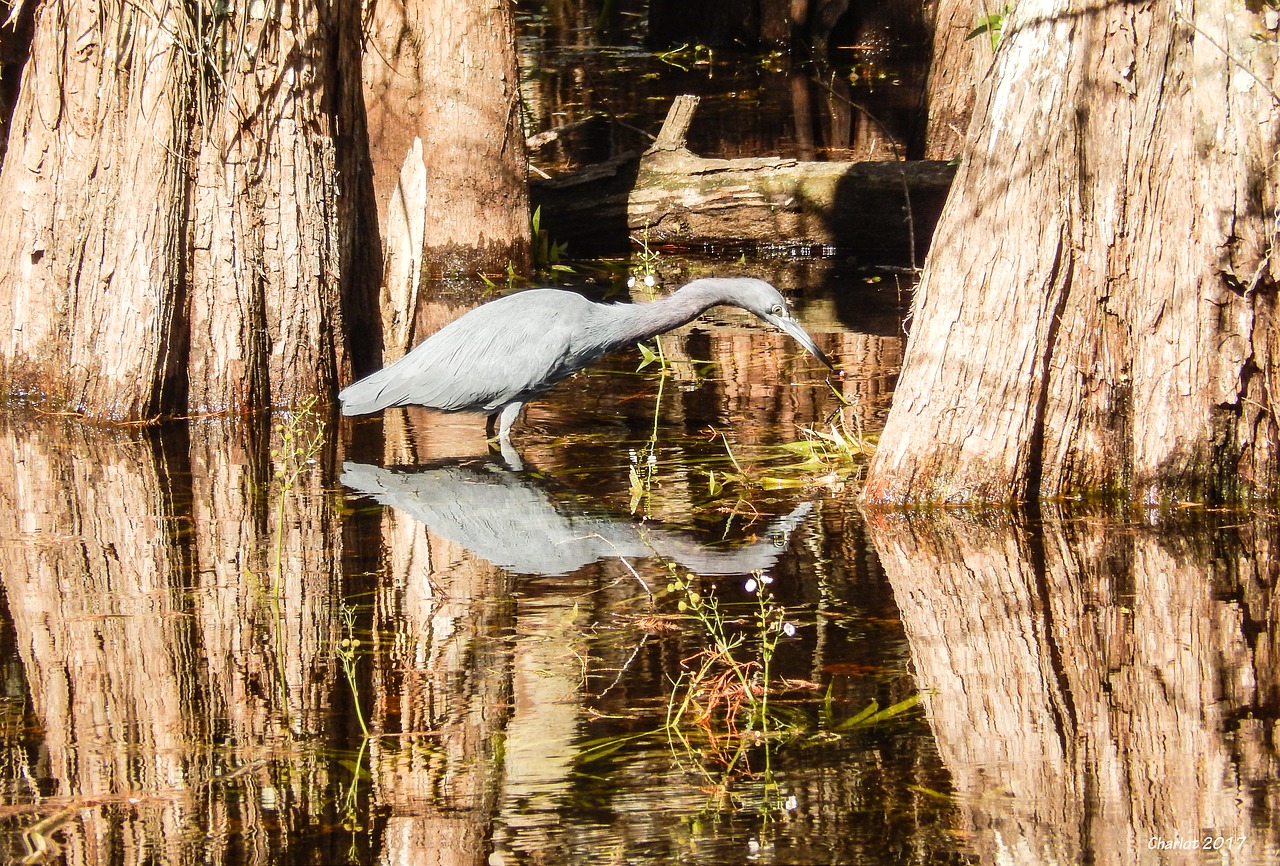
top-left (863, 0), bottom-right (1280, 504)
top-left (0, 0), bottom-right (191, 418)
top-left (0, 2), bottom-right (358, 418)
top-left (922, 0), bottom-right (990, 159)
top-left (188, 1), bottom-right (352, 412)
top-left (365, 0), bottom-right (531, 280)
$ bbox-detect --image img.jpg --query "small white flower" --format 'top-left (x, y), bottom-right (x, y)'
top-left (782, 622), bottom-right (797, 637)
top-left (627, 275), bottom-right (636, 287)
top-left (759, 574), bottom-right (774, 585)
top-left (646, 453), bottom-right (657, 466)
top-left (644, 274), bottom-right (656, 287)
top-left (784, 795), bottom-right (798, 810)
top-left (744, 577), bottom-right (758, 594)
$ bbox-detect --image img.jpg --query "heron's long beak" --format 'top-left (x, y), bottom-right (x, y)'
top-left (763, 313), bottom-right (836, 370)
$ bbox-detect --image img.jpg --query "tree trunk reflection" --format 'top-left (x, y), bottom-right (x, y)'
top-left (0, 418), bottom-right (193, 862)
top-left (367, 529), bottom-right (512, 866)
top-left (0, 414), bottom-right (343, 863)
top-left (866, 508), bottom-right (1279, 863)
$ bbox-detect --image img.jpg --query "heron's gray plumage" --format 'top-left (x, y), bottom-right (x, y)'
top-left (339, 277), bottom-right (833, 438)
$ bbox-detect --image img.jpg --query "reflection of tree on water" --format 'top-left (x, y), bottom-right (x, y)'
top-left (0, 413), bottom-right (960, 865)
top-left (867, 509), bottom-right (1280, 865)
top-left (341, 456), bottom-right (817, 860)
top-left (0, 414), bottom-right (345, 863)
top-left (344, 457), bottom-right (891, 864)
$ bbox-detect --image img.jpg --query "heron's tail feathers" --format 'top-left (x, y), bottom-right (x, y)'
top-left (339, 371), bottom-right (401, 416)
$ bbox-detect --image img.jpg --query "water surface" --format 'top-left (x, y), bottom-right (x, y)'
top-left (2, 261), bottom-right (1278, 865)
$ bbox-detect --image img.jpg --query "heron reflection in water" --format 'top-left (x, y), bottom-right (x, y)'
top-left (341, 460), bottom-right (813, 579)
top-left (339, 277), bottom-right (835, 443)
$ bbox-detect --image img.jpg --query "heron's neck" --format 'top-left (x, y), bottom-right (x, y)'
top-left (596, 280), bottom-right (732, 350)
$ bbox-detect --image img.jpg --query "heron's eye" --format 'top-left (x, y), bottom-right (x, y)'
top-left (771, 304), bottom-right (785, 316)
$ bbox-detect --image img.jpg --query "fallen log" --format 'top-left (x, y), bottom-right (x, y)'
top-left (530, 95), bottom-right (956, 263)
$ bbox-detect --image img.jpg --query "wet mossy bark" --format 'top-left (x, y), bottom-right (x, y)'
top-left (863, 0), bottom-right (1280, 505)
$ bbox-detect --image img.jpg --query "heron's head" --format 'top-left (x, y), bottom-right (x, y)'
top-left (693, 278), bottom-right (835, 370)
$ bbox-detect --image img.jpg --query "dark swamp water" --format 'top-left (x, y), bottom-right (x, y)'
top-left (4, 5), bottom-right (1280, 866)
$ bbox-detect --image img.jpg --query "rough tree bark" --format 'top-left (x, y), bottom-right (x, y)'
top-left (0, 0), bottom-right (191, 418)
top-left (922, 0), bottom-right (992, 159)
top-left (188, 1), bottom-right (353, 412)
top-left (863, 0), bottom-right (1280, 504)
top-left (364, 0), bottom-right (531, 280)
top-left (0, 1), bottom-right (359, 418)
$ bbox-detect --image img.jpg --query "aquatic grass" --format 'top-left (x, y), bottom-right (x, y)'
top-left (335, 604), bottom-right (369, 738)
top-left (628, 441), bottom-right (661, 515)
top-left (626, 223), bottom-right (671, 517)
top-left (701, 428), bottom-right (757, 498)
top-left (833, 694), bottom-right (921, 731)
top-left (338, 735), bottom-right (371, 858)
top-left (652, 42), bottom-right (714, 71)
top-left (269, 396), bottom-right (326, 591)
top-left (631, 222), bottom-right (668, 375)
top-left (696, 425), bottom-right (857, 496)
top-left (331, 602), bottom-right (380, 861)
top-left (532, 205), bottom-right (573, 276)
top-left (573, 564), bottom-right (924, 824)
top-left (672, 570), bottom-right (798, 817)
top-left (663, 568), bottom-right (797, 740)
top-left (794, 382), bottom-right (876, 462)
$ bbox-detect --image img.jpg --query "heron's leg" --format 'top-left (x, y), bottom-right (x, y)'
top-left (490, 402), bottom-right (525, 471)
top-left (496, 401), bottom-right (524, 441)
